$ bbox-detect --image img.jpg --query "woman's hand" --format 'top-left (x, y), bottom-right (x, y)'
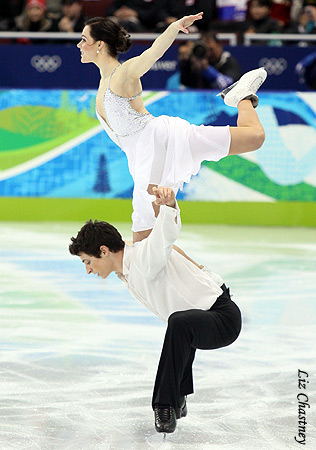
top-left (173, 12), bottom-right (203, 34)
top-left (152, 187), bottom-right (176, 208)
top-left (125, 12), bottom-right (203, 79)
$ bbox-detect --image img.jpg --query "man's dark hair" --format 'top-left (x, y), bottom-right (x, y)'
top-left (249, 0), bottom-right (272, 7)
top-left (69, 219), bottom-right (125, 257)
top-left (201, 31), bottom-right (220, 44)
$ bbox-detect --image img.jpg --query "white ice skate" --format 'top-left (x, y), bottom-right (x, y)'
top-left (218, 67), bottom-right (267, 108)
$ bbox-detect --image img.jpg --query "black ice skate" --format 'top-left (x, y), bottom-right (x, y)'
top-left (154, 405), bottom-right (177, 433)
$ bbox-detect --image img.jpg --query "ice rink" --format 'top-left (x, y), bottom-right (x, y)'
top-left (0, 221), bottom-right (315, 450)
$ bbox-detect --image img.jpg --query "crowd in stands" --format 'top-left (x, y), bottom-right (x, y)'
top-left (2, 1), bottom-right (316, 90)
top-left (2, 1), bottom-right (316, 89)
top-left (0, 0), bottom-right (315, 41)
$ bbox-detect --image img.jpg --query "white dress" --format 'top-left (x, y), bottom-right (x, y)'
top-left (96, 65), bottom-right (231, 232)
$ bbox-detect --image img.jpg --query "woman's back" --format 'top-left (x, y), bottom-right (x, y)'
top-left (95, 64), bottom-right (153, 138)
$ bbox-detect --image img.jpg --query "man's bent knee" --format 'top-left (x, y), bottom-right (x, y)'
top-left (168, 311), bottom-right (189, 329)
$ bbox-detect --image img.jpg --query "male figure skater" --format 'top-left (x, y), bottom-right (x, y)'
top-left (69, 187), bottom-right (242, 434)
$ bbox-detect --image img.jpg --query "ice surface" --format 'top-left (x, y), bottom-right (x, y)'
top-left (0, 222), bottom-right (315, 449)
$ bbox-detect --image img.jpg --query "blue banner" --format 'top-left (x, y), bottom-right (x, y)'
top-left (0, 43), bottom-right (315, 91)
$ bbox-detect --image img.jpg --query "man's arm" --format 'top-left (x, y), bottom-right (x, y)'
top-left (124, 13), bottom-right (203, 79)
top-left (134, 187), bottom-right (181, 279)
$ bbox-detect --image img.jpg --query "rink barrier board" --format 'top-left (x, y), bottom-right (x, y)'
top-left (0, 198), bottom-right (315, 227)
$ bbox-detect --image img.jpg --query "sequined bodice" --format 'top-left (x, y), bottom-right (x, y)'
top-left (96, 64), bottom-right (154, 139)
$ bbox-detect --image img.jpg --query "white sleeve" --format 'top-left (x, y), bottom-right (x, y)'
top-left (134, 204), bottom-right (181, 279)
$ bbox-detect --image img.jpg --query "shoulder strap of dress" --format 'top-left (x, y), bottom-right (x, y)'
top-left (107, 64), bottom-right (121, 89)
top-left (128, 91), bottom-right (142, 100)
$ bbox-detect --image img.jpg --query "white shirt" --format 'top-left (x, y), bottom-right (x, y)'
top-left (116, 204), bottom-right (223, 322)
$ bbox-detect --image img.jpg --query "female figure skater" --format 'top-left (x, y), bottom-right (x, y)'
top-left (77, 13), bottom-right (267, 242)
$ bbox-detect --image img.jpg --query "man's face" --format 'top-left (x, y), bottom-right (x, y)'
top-left (63, 2), bottom-right (82, 20)
top-left (203, 38), bottom-right (222, 64)
top-left (79, 249), bottom-right (113, 279)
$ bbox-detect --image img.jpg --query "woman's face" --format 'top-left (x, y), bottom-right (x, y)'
top-left (77, 26), bottom-right (98, 63)
top-left (27, 6), bottom-right (45, 22)
top-left (249, 2), bottom-right (270, 21)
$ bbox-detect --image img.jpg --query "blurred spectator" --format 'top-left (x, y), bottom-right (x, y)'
top-left (81, 1), bottom-right (115, 19)
top-left (178, 32), bottom-right (242, 89)
top-left (299, 0), bottom-right (316, 33)
top-left (46, 0), bottom-right (63, 20)
top-left (269, 0), bottom-right (305, 33)
top-left (13, 0), bottom-right (58, 32)
top-left (290, 0), bottom-right (304, 20)
top-left (216, 0), bottom-right (247, 22)
top-left (296, 51), bottom-right (316, 87)
top-left (106, 0), bottom-right (167, 32)
top-left (240, 0), bottom-right (282, 43)
top-left (289, 0), bottom-right (316, 45)
top-left (274, 1), bottom-right (316, 44)
top-left (0, 1), bottom-right (25, 30)
top-left (269, 0), bottom-right (292, 28)
top-left (244, 0), bottom-right (282, 33)
top-left (296, 7), bottom-right (310, 32)
top-left (58, 0), bottom-right (85, 32)
top-left (203, 1), bottom-right (248, 35)
top-left (208, 0), bottom-right (248, 35)
top-left (156, 0), bottom-right (216, 32)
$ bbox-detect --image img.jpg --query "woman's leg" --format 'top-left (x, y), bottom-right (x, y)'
top-left (148, 183), bottom-right (160, 217)
top-left (222, 67), bottom-right (267, 155)
top-left (173, 244), bottom-right (203, 269)
top-left (228, 99), bottom-right (265, 155)
top-left (132, 184), bottom-right (158, 243)
top-left (133, 228), bottom-right (152, 243)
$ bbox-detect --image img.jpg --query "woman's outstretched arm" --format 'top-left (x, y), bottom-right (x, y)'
top-left (125, 13), bottom-right (203, 79)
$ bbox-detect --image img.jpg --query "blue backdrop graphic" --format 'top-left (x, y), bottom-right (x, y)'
top-left (1, 89), bottom-right (316, 202)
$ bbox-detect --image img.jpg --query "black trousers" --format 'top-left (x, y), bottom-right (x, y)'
top-left (152, 285), bottom-right (242, 410)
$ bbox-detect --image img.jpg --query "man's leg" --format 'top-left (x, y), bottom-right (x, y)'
top-left (152, 288), bottom-right (242, 411)
top-left (152, 313), bottom-right (196, 434)
top-left (180, 346), bottom-right (196, 398)
top-left (152, 311), bottom-right (195, 411)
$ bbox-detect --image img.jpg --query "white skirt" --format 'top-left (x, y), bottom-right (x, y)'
top-left (118, 115), bottom-right (231, 232)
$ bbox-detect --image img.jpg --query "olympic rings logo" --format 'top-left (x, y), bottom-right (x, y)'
top-left (259, 57), bottom-right (287, 75)
top-left (31, 55), bottom-right (62, 73)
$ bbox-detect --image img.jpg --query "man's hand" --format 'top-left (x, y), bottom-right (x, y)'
top-left (115, 6), bottom-right (138, 19)
top-left (58, 16), bottom-right (74, 32)
top-left (152, 187), bottom-right (176, 208)
top-left (165, 16), bottom-right (178, 25)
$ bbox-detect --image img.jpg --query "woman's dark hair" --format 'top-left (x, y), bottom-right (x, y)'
top-left (69, 219), bottom-right (125, 257)
top-left (85, 17), bottom-right (132, 57)
top-left (249, 0), bottom-right (272, 7)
